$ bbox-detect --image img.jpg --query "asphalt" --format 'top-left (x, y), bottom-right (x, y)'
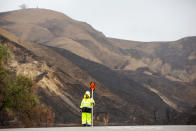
top-left (0, 126), bottom-right (196, 131)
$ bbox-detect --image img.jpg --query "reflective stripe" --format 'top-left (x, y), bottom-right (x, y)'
top-left (82, 121), bottom-right (87, 124)
top-left (82, 102), bottom-right (91, 104)
top-left (82, 103), bottom-right (92, 105)
top-left (87, 121), bottom-right (91, 125)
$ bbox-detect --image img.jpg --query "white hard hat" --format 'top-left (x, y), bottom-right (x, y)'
top-left (85, 91), bottom-right (90, 95)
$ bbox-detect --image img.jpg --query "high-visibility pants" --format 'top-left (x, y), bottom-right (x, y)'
top-left (82, 112), bottom-right (91, 125)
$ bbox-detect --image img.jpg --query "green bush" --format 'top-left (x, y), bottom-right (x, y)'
top-left (0, 41), bottom-right (11, 112)
top-left (0, 40), bottom-right (10, 65)
top-left (0, 40), bottom-right (54, 127)
top-left (9, 75), bottom-right (39, 110)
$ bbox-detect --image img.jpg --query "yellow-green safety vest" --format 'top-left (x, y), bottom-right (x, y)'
top-left (80, 95), bottom-right (95, 109)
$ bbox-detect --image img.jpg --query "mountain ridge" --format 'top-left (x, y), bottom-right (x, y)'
top-left (1, 8), bottom-right (196, 83)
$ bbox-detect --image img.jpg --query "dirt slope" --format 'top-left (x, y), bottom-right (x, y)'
top-left (0, 28), bottom-right (125, 125)
top-left (2, 28), bottom-right (195, 125)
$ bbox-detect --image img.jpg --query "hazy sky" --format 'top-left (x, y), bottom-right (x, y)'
top-left (0, 0), bottom-right (196, 41)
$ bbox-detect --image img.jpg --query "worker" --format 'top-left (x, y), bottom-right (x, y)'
top-left (80, 90), bottom-right (95, 126)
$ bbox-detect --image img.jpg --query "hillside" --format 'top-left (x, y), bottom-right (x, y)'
top-left (0, 38), bottom-right (55, 128)
top-left (0, 9), bottom-right (196, 127)
top-left (0, 9), bottom-right (196, 83)
top-left (1, 27), bottom-right (195, 126)
top-left (0, 8), bottom-right (124, 68)
top-left (108, 37), bottom-right (196, 82)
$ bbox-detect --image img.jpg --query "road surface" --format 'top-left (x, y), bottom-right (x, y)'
top-left (1, 126), bottom-right (196, 131)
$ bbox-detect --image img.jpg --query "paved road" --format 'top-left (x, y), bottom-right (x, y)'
top-left (1, 126), bottom-right (196, 131)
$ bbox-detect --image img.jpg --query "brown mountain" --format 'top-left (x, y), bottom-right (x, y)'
top-left (109, 37), bottom-right (196, 82)
top-left (0, 9), bottom-right (196, 126)
top-left (0, 8), bottom-right (124, 68)
top-left (1, 9), bottom-right (196, 83)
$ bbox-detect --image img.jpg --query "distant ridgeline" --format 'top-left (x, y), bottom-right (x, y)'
top-left (0, 40), bottom-right (55, 128)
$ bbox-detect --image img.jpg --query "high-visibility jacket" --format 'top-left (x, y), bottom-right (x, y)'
top-left (80, 95), bottom-right (95, 112)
